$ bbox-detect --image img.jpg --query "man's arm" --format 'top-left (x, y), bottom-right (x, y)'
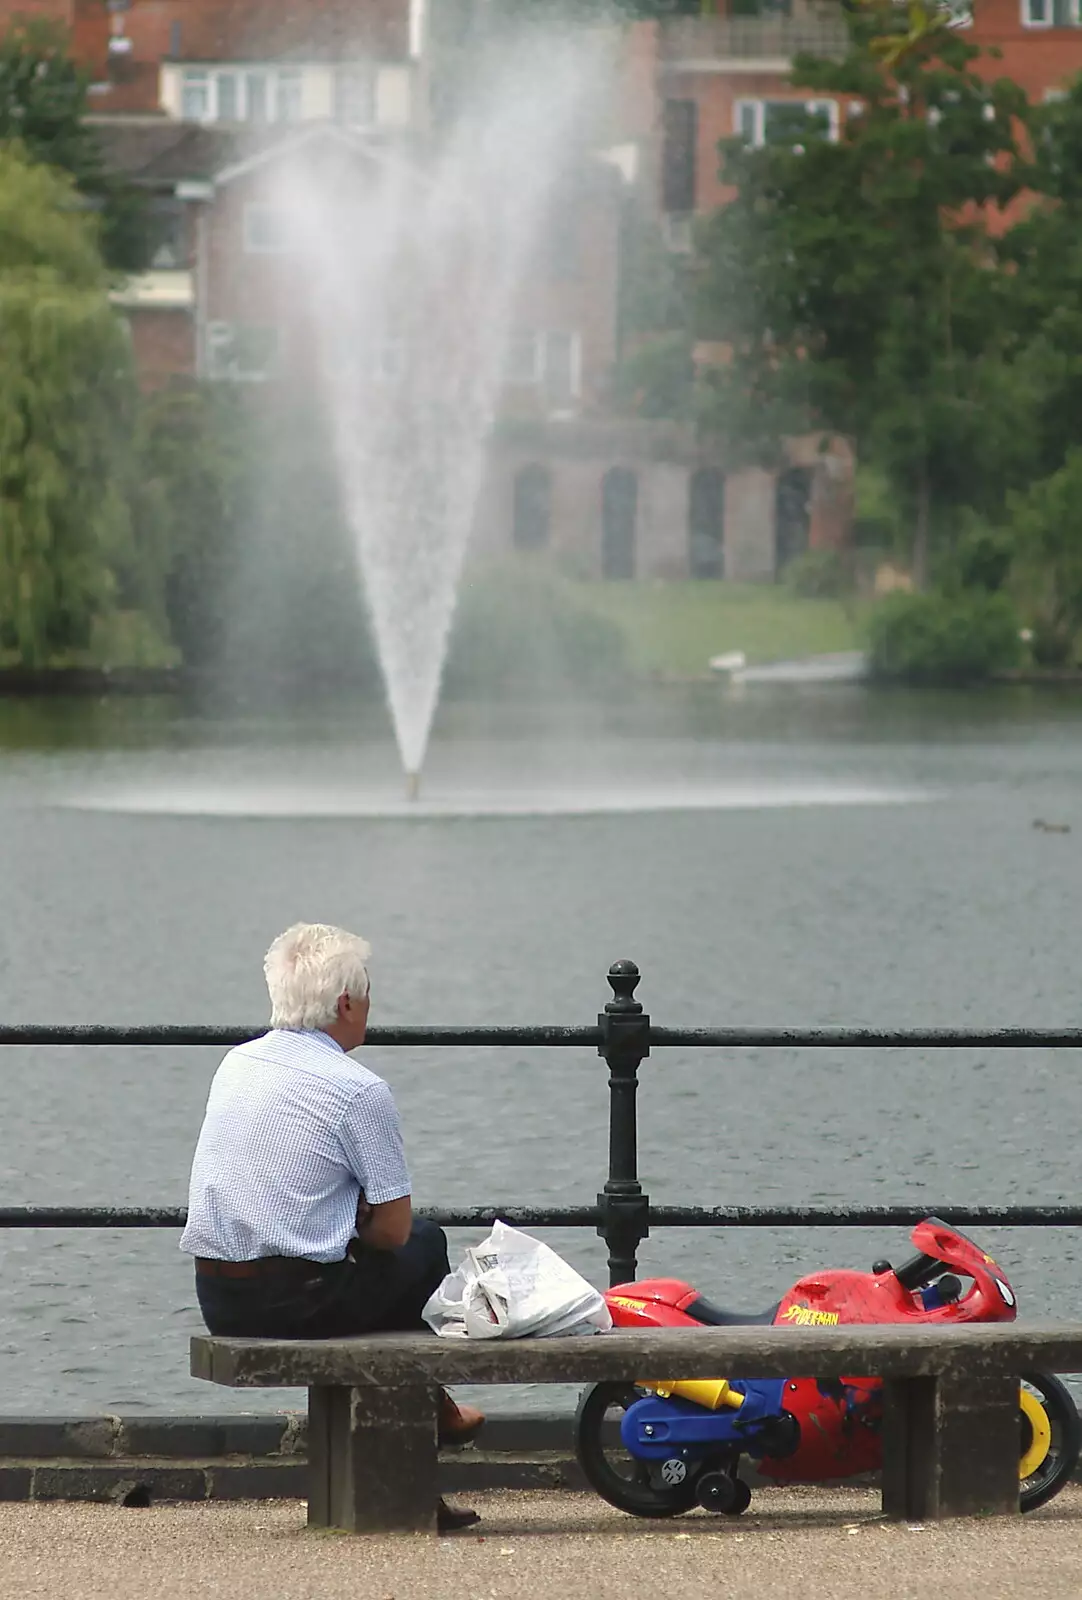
top-left (355, 1192), bottom-right (413, 1251)
top-left (341, 1083), bottom-right (413, 1251)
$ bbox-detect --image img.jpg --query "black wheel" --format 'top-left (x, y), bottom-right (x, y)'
top-left (1020, 1371), bottom-right (1080, 1513)
top-left (574, 1382), bottom-right (701, 1518)
top-left (696, 1471), bottom-right (753, 1516)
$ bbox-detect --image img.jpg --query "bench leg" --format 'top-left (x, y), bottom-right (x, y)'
top-left (307, 1383), bottom-right (440, 1533)
top-left (881, 1373), bottom-right (1019, 1520)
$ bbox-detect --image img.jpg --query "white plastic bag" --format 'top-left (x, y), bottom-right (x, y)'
top-left (422, 1219), bottom-right (612, 1340)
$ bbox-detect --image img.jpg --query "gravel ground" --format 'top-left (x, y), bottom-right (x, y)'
top-left (4, 1485), bottom-right (1082, 1600)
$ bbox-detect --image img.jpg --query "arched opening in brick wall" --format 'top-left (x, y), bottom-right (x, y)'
top-left (775, 466), bottom-right (812, 576)
top-left (601, 467), bottom-right (637, 580)
top-left (688, 468), bottom-right (725, 579)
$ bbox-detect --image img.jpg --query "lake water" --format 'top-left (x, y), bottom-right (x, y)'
top-left (2, 683), bottom-right (1082, 1417)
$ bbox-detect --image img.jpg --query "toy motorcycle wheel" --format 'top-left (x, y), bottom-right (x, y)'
top-left (1019, 1371), bottom-right (1081, 1513)
top-left (574, 1382), bottom-right (702, 1518)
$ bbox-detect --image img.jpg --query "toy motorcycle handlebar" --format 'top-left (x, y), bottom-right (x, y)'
top-left (893, 1251), bottom-right (948, 1290)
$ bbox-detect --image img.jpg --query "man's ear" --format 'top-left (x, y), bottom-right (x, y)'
top-left (336, 991), bottom-right (352, 1020)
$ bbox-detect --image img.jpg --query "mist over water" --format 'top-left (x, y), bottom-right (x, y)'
top-left (275, 30), bottom-right (608, 784)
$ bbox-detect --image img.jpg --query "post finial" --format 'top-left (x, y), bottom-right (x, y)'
top-left (606, 959), bottom-right (641, 1014)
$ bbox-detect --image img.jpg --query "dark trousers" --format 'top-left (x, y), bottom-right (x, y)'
top-left (195, 1218), bottom-right (450, 1340)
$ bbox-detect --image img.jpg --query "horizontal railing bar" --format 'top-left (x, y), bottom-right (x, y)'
top-left (0, 1026), bottom-right (601, 1047)
top-left (3, 1204), bottom-right (1082, 1229)
top-left (2, 1025), bottom-right (1082, 1049)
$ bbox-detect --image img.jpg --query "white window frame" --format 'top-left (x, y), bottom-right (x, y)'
top-left (504, 332), bottom-right (582, 400)
top-left (505, 332), bottom-right (544, 387)
top-left (1022, 0), bottom-right (1079, 25)
top-left (180, 70), bottom-right (210, 121)
top-left (733, 98), bottom-right (840, 149)
top-left (205, 322), bottom-right (280, 383)
top-left (242, 202), bottom-right (291, 255)
top-left (540, 330), bottom-right (582, 406)
top-left (180, 66), bottom-right (307, 125)
top-left (334, 64), bottom-right (376, 126)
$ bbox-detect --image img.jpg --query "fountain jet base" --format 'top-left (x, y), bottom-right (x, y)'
top-left (405, 771), bottom-right (421, 803)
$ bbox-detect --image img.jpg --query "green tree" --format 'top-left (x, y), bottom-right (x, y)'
top-left (0, 17), bottom-right (149, 271)
top-left (692, 0), bottom-right (1035, 583)
top-left (1003, 448), bottom-right (1082, 667)
top-left (0, 144), bottom-right (138, 665)
top-left (131, 383), bottom-right (250, 668)
top-left (997, 79), bottom-right (1082, 486)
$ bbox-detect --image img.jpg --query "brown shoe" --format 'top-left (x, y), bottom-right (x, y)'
top-left (437, 1496), bottom-right (481, 1532)
top-left (437, 1389), bottom-right (485, 1448)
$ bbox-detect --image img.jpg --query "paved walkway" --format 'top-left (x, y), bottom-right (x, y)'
top-left (5, 1484), bottom-right (1082, 1600)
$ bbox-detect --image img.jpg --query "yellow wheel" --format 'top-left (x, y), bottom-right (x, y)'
top-left (1019, 1387), bottom-right (1052, 1481)
top-left (1019, 1372), bottom-right (1080, 1513)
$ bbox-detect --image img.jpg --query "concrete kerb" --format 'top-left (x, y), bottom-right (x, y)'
top-left (0, 1413), bottom-right (586, 1503)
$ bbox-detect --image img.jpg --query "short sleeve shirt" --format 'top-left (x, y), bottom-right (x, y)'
top-left (179, 1029), bottom-right (411, 1263)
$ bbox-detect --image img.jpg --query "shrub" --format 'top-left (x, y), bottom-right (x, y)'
top-left (443, 561), bottom-right (627, 695)
top-left (783, 549), bottom-right (852, 600)
top-left (867, 590), bottom-right (1022, 684)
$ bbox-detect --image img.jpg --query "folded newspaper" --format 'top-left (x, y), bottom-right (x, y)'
top-left (422, 1219), bottom-right (613, 1340)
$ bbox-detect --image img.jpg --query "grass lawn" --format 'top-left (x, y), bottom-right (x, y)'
top-left (569, 581), bottom-right (871, 678)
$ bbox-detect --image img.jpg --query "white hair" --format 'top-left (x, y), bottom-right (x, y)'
top-left (264, 923), bottom-right (371, 1031)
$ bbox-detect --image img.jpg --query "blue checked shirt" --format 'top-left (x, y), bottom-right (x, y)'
top-left (180, 1029), bottom-right (411, 1264)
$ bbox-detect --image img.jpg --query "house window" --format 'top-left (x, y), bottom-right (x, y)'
top-left (542, 331), bottom-right (580, 406)
top-left (180, 70), bottom-right (209, 120)
top-left (512, 464), bottom-right (552, 551)
top-left (205, 323), bottom-right (279, 382)
top-left (662, 99), bottom-right (698, 214)
top-left (335, 65), bottom-right (375, 125)
top-left (178, 65), bottom-right (310, 124)
top-left (246, 71), bottom-right (269, 123)
top-left (276, 69), bottom-right (303, 122)
top-left (548, 201), bottom-right (580, 280)
top-left (243, 203), bottom-right (290, 254)
top-left (215, 72), bottom-right (238, 121)
top-left (1023, 0), bottom-right (1079, 22)
top-left (505, 333), bottom-right (543, 386)
top-left (504, 333), bottom-right (581, 402)
top-left (734, 98), bottom-right (839, 148)
top-left (148, 198), bottom-right (187, 269)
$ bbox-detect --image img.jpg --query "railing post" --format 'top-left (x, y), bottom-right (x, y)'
top-left (597, 959), bottom-right (650, 1287)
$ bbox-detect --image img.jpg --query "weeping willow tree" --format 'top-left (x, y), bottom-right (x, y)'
top-left (0, 144), bottom-right (137, 666)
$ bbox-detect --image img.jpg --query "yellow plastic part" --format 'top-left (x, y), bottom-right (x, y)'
top-left (638, 1378), bottom-right (745, 1411)
top-left (1019, 1387), bottom-right (1052, 1481)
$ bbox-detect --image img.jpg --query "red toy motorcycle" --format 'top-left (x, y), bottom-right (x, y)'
top-left (574, 1218), bottom-right (1080, 1517)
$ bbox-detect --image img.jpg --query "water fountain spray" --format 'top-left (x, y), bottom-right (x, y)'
top-left (276, 28), bottom-right (605, 793)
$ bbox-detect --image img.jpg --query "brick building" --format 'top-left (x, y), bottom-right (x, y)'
top-left (27, 0), bottom-right (1077, 581)
top-left (73, 0), bottom-right (769, 582)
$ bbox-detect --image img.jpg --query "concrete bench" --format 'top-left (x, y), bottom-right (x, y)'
top-left (191, 1321), bottom-right (1082, 1533)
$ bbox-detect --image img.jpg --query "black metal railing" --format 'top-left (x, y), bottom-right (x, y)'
top-left (3, 959), bottom-right (1081, 1284)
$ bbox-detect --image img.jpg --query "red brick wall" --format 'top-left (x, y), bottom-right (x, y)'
top-left (67, 0), bottom-right (410, 112)
top-left (0, 0), bottom-right (73, 22)
top-left (969, 0), bottom-right (1082, 95)
top-left (202, 142), bottom-right (622, 409)
top-left (127, 307), bottom-right (196, 387)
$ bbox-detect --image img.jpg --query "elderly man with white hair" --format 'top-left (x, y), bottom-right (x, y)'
top-left (181, 922), bottom-right (483, 1532)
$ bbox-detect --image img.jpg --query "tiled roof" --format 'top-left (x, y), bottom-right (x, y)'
top-left (89, 118), bottom-right (248, 183)
top-left (88, 116), bottom-right (416, 188)
top-left (168, 0), bottom-right (408, 63)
